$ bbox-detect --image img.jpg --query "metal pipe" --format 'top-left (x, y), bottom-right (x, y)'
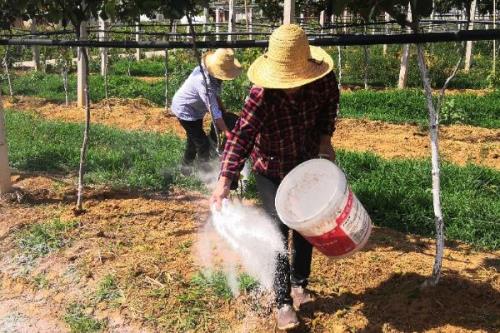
top-left (0, 29), bottom-right (499, 49)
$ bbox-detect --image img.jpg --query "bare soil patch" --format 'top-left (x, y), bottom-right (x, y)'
top-left (5, 96), bottom-right (499, 170)
top-left (0, 174), bottom-right (498, 332)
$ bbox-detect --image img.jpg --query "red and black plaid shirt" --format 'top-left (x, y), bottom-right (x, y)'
top-left (220, 71), bottom-right (339, 181)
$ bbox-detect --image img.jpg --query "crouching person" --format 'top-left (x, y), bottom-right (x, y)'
top-left (171, 48), bottom-right (242, 173)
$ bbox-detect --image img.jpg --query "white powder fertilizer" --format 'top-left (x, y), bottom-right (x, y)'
top-left (207, 199), bottom-right (286, 292)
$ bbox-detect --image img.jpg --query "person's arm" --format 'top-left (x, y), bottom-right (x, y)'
top-left (211, 87), bottom-right (266, 209)
top-left (215, 118), bottom-right (230, 138)
top-left (317, 72), bottom-right (340, 161)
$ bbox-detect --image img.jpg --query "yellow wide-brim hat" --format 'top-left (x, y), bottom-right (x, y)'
top-left (203, 48), bottom-right (242, 81)
top-left (248, 24), bottom-right (333, 89)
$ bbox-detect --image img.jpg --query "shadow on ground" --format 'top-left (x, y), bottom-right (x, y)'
top-left (293, 272), bottom-right (499, 332)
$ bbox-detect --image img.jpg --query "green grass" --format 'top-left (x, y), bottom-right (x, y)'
top-left (95, 274), bottom-right (121, 303)
top-left (17, 218), bottom-right (78, 261)
top-left (4, 72), bottom-right (499, 128)
top-left (330, 42), bottom-right (498, 89)
top-left (5, 110), bottom-right (499, 249)
top-left (32, 273), bottom-right (50, 289)
top-left (64, 303), bottom-right (105, 333)
top-left (175, 271), bottom-right (259, 330)
top-left (340, 89), bottom-right (500, 128)
top-left (336, 150), bottom-right (499, 250)
top-left (102, 45), bottom-right (497, 89)
top-left (5, 110), bottom-right (201, 191)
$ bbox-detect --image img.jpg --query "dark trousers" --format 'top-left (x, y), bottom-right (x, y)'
top-left (255, 173), bottom-right (313, 307)
top-left (178, 119), bottom-right (211, 165)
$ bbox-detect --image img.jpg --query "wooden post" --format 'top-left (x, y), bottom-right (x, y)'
top-left (31, 18), bottom-right (41, 71)
top-left (0, 90), bottom-right (12, 194)
top-left (464, 0), bottom-right (477, 72)
top-left (283, 0), bottom-right (295, 24)
top-left (228, 0), bottom-right (235, 41)
top-left (98, 17), bottom-right (108, 77)
top-left (135, 22), bottom-right (141, 61)
top-left (77, 21), bottom-right (88, 107)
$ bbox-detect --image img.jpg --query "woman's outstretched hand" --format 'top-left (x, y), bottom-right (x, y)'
top-left (210, 176), bottom-right (232, 210)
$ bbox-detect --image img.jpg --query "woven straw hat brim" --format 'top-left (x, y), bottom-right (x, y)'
top-left (247, 46), bottom-right (333, 89)
top-left (203, 52), bottom-right (243, 81)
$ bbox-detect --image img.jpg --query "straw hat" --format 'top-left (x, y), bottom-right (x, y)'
top-left (248, 24), bottom-right (333, 89)
top-left (203, 48), bottom-right (242, 81)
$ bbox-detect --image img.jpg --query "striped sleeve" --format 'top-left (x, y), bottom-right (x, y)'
top-left (220, 87), bottom-right (265, 180)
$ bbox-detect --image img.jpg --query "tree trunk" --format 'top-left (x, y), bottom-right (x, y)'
top-left (164, 49), bottom-right (169, 111)
top-left (99, 17), bottom-right (108, 77)
top-left (416, 44), bottom-right (444, 287)
top-left (364, 45), bottom-right (369, 89)
top-left (76, 47), bottom-right (91, 213)
top-left (31, 18), bottom-right (41, 71)
top-left (464, 0), bottom-right (477, 72)
top-left (494, 0), bottom-right (497, 77)
top-left (337, 46), bottom-right (342, 89)
top-left (398, 5), bottom-right (412, 89)
top-left (383, 12), bottom-right (390, 56)
top-left (203, 7), bottom-right (209, 42)
top-left (0, 89), bottom-right (12, 194)
top-left (244, 0), bottom-right (249, 34)
top-left (248, 7), bottom-right (253, 34)
top-left (320, 10), bottom-right (325, 33)
top-left (228, 0), bottom-right (235, 41)
top-left (3, 50), bottom-right (13, 97)
top-left (77, 21), bottom-right (88, 107)
top-left (215, 7), bottom-right (221, 41)
top-left (284, 0), bottom-right (295, 24)
top-left (135, 22), bottom-right (141, 61)
top-left (343, 9), bottom-right (348, 33)
top-left (398, 44), bottom-right (410, 89)
top-left (363, 26), bottom-right (369, 89)
top-left (63, 59), bottom-right (69, 106)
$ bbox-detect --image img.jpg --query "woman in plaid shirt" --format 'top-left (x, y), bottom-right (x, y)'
top-left (211, 24), bottom-right (339, 330)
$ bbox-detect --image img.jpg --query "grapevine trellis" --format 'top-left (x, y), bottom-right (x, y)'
top-left (0, 0), bottom-right (499, 288)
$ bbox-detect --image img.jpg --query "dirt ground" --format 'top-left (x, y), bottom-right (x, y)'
top-left (0, 175), bottom-right (498, 332)
top-left (4, 96), bottom-right (499, 170)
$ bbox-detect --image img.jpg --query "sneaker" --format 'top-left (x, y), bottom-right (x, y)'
top-left (291, 286), bottom-right (316, 310)
top-left (276, 304), bottom-right (299, 331)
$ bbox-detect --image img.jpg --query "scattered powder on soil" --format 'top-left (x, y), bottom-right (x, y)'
top-left (208, 199), bottom-right (286, 292)
top-left (0, 174), bottom-right (498, 332)
top-left (4, 96), bottom-right (499, 169)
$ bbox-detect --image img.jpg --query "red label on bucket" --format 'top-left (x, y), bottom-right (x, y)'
top-left (305, 190), bottom-right (359, 257)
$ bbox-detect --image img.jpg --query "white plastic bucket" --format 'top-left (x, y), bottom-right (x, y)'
top-left (275, 159), bottom-right (372, 258)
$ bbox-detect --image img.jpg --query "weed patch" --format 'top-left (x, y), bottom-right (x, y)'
top-left (17, 218), bottom-right (78, 261)
top-left (64, 303), bottom-right (105, 333)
